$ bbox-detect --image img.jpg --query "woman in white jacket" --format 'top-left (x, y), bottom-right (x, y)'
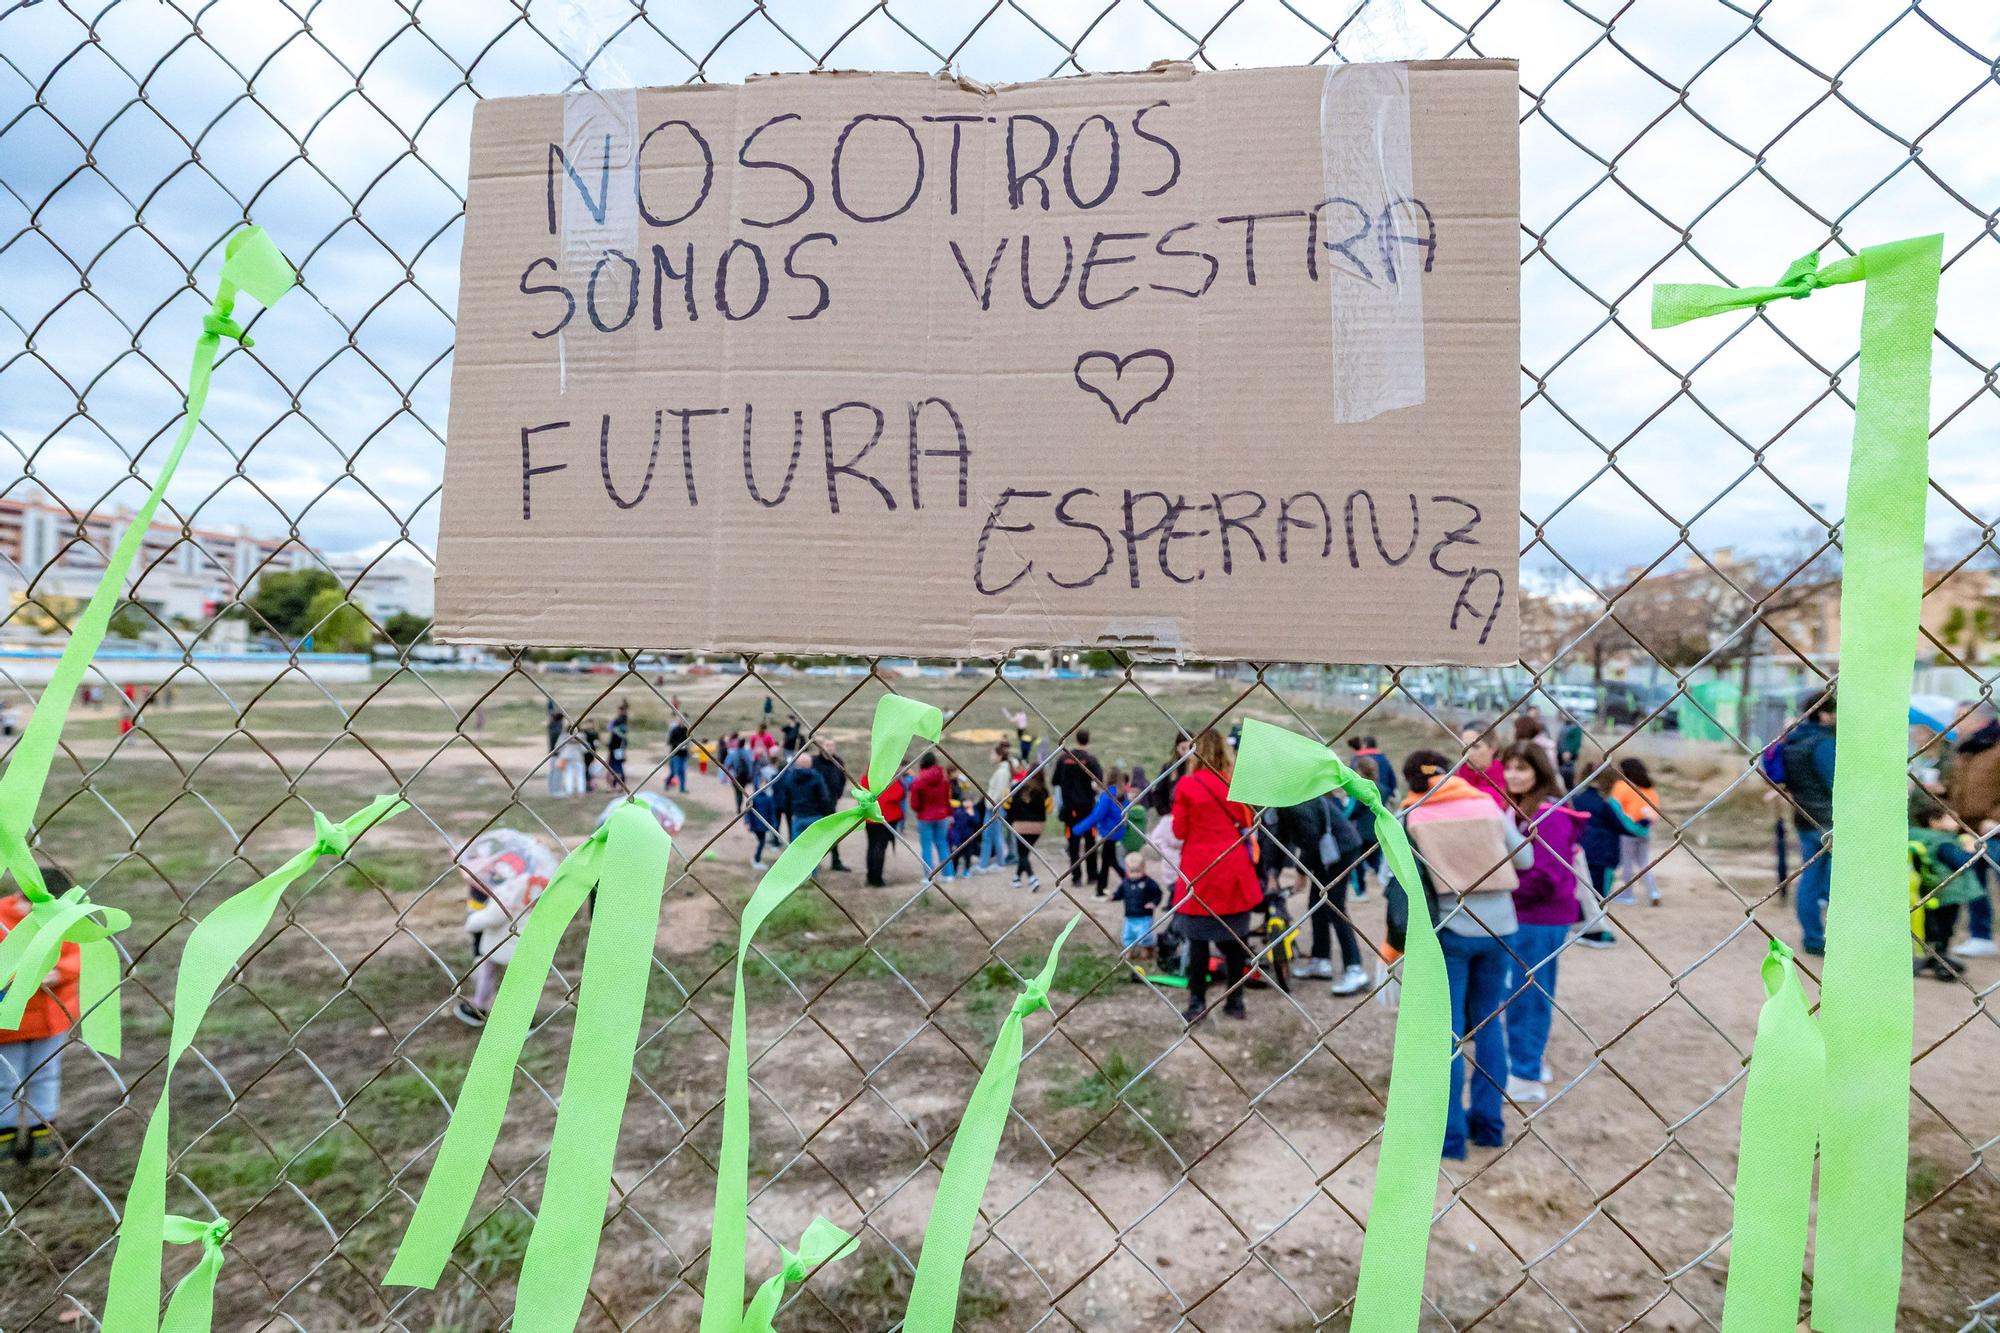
top-left (457, 830), bottom-right (558, 1026)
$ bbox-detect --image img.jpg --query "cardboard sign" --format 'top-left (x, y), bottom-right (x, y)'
top-left (435, 61), bottom-right (1519, 663)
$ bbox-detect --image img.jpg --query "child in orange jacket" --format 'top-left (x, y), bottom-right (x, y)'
top-left (0, 890), bottom-right (81, 1160)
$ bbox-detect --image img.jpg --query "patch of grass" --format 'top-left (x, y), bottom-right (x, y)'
top-left (1046, 1046), bottom-right (1186, 1144)
top-left (1910, 1156), bottom-right (1941, 1199)
top-left (829, 1244), bottom-right (1010, 1326)
top-left (464, 1207), bottom-right (534, 1276)
top-left (760, 888), bottom-right (835, 938)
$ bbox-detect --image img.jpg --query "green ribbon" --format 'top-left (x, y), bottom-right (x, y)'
top-left (1228, 718), bottom-right (1445, 1332)
top-left (1721, 942), bottom-right (1824, 1333)
top-left (157, 1214), bottom-right (230, 1333)
top-left (739, 1216), bottom-right (860, 1333)
top-left (384, 800), bottom-right (670, 1331)
top-left (699, 694), bottom-right (941, 1333)
top-left (1656, 237), bottom-right (1939, 1331)
top-left (0, 225), bottom-right (294, 1058)
top-left (904, 915), bottom-right (1078, 1332)
top-left (102, 797), bottom-right (406, 1333)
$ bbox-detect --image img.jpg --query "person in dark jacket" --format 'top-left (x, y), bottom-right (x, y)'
top-left (814, 741), bottom-right (851, 872)
top-left (1054, 729), bottom-right (1106, 888)
top-left (1350, 736), bottom-right (1397, 801)
top-left (778, 753), bottom-right (836, 842)
top-left (666, 716), bottom-right (691, 791)
top-left (1780, 690), bottom-right (1837, 954)
top-left (607, 701), bottom-right (630, 790)
top-left (1565, 764), bottom-right (1647, 947)
top-left (1271, 792), bottom-right (1368, 993)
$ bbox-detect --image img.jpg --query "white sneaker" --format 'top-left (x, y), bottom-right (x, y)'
top-left (1540, 1063), bottom-right (1554, 1083)
top-left (1331, 964), bottom-right (1369, 996)
top-left (1298, 957), bottom-right (1333, 979)
top-left (1506, 1075), bottom-right (1547, 1103)
top-left (1647, 888), bottom-right (1662, 905)
top-left (1611, 891), bottom-right (1637, 906)
top-left (1949, 937), bottom-right (1999, 958)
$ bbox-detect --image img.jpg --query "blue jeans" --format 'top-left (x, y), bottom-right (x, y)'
top-left (0, 1034), bottom-right (63, 1124)
top-left (668, 753), bottom-right (689, 790)
top-left (1441, 931), bottom-right (1511, 1157)
top-left (978, 817), bottom-right (1013, 869)
top-left (1796, 825), bottom-right (1831, 952)
top-left (1504, 923), bottom-right (1568, 1082)
top-left (918, 819), bottom-right (952, 877)
top-left (1968, 853), bottom-right (1993, 940)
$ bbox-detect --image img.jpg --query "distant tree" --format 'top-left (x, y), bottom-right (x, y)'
top-left (302, 587), bottom-right (374, 653)
top-left (245, 569), bottom-right (341, 641)
top-left (382, 611), bottom-right (430, 646)
top-left (106, 602), bottom-right (151, 640)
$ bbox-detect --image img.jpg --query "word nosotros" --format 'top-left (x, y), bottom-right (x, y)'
top-left (516, 404), bottom-right (1504, 646)
top-left (518, 102), bottom-right (1436, 332)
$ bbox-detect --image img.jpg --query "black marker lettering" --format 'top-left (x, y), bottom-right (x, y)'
top-left (783, 232), bottom-right (837, 321)
top-left (521, 421), bottom-right (569, 520)
top-left (1211, 490), bottom-right (1268, 574)
top-left (1078, 231), bottom-right (1144, 310)
top-left (650, 243), bottom-right (696, 327)
top-left (714, 238), bottom-right (769, 321)
top-left (1131, 101), bottom-right (1181, 197)
top-left (831, 114), bottom-right (924, 223)
top-left (1452, 568), bottom-right (1506, 645)
top-left (1020, 233), bottom-right (1074, 310)
top-left (1150, 222), bottom-right (1217, 298)
top-left (586, 249), bottom-right (640, 332)
top-left (666, 407), bottom-right (725, 507)
top-left (737, 113), bottom-right (814, 228)
top-left (741, 404), bottom-right (803, 508)
top-left (599, 411), bottom-right (662, 509)
top-left (1344, 489), bottom-right (1419, 568)
top-left (1062, 113), bottom-right (1120, 209)
top-left (907, 396), bottom-right (969, 510)
top-left (1311, 197), bottom-right (1373, 282)
top-left (1050, 487), bottom-right (1113, 590)
top-left (546, 137), bottom-right (609, 234)
top-left (1379, 197), bottom-right (1437, 283)
top-left (1277, 491), bottom-right (1331, 562)
top-left (1218, 211), bottom-right (1307, 286)
top-left (1120, 490), bottom-right (1173, 589)
top-left (519, 257), bottom-right (574, 338)
top-left (974, 488), bottom-right (1049, 595)
top-left (821, 401), bottom-right (894, 513)
top-left (1427, 495), bottom-right (1482, 576)
top-left (1159, 497), bottom-right (1209, 584)
top-left (1005, 114), bottom-right (1059, 210)
top-left (635, 120), bottom-right (713, 227)
top-left (949, 236), bottom-right (1009, 311)
top-left (922, 114), bottom-right (985, 215)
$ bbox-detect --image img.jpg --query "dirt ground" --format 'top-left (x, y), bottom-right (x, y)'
top-left (1, 667), bottom-right (1994, 1330)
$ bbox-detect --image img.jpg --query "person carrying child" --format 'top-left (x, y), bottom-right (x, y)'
top-left (456, 830), bottom-right (557, 1027)
top-left (0, 874), bottom-right (80, 1160)
top-left (1116, 852), bottom-right (1165, 976)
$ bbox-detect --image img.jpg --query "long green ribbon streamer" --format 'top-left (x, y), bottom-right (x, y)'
top-left (1657, 237), bottom-right (1939, 1331)
top-left (699, 694), bottom-right (941, 1332)
top-left (1721, 942), bottom-right (1824, 1333)
top-left (157, 1214), bottom-right (230, 1333)
top-left (384, 800), bottom-right (670, 1332)
top-left (739, 1216), bottom-right (859, 1333)
top-left (102, 797), bottom-right (406, 1332)
top-left (1228, 718), bottom-right (1445, 1331)
top-left (904, 914), bottom-right (1079, 1331)
top-left (0, 225), bottom-right (294, 1058)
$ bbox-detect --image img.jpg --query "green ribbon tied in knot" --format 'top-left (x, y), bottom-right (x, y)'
top-left (1655, 236), bottom-right (1940, 1331)
top-left (0, 224), bottom-right (294, 1060)
top-left (1227, 718), bottom-right (1444, 1333)
top-left (103, 797), bottom-right (408, 1333)
top-left (385, 799), bottom-right (671, 1331)
top-left (738, 1216), bottom-right (861, 1333)
top-left (701, 694), bottom-right (942, 1332)
top-left (156, 1214), bottom-right (230, 1333)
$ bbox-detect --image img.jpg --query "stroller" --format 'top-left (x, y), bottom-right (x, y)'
top-left (1150, 893), bottom-right (1296, 992)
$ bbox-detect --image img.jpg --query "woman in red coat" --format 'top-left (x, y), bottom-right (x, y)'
top-left (1171, 729), bottom-right (1261, 1023)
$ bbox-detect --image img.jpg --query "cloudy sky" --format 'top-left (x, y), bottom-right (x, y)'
top-left (1, 0), bottom-right (1995, 596)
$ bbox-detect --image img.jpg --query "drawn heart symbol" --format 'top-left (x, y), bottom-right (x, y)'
top-left (1073, 348), bottom-right (1175, 425)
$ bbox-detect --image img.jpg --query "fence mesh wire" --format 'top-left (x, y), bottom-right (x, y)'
top-left (1, 0), bottom-right (1997, 1329)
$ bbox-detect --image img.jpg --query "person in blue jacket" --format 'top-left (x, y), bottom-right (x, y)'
top-left (1071, 769), bottom-right (1132, 897)
top-left (1564, 763), bottom-right (1651, 947)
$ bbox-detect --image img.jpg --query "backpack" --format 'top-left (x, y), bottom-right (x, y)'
top-left (1757, 740), bottom-right (1787, 785)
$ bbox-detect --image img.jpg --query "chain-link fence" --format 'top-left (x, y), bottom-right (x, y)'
top-left (3, 0), bottom-right (1997, 1329)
